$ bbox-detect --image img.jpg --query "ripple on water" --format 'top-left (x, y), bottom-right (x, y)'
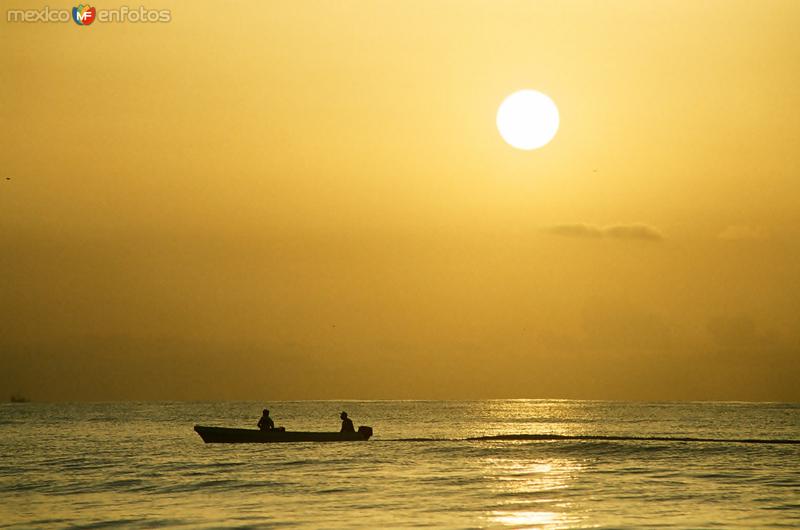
top-left (1, 400), bottom-right (798, 529)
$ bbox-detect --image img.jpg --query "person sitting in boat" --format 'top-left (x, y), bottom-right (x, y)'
top-left (257, 409), bottom-right (275, 431)
top-left (340, 411), bottom-right (355, 433)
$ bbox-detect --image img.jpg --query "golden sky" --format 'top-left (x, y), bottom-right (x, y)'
top-left (1, 0), bottom-right (799, 401)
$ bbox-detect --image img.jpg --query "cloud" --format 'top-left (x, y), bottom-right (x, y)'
top-left (717, 225), bottom-right (765, 240)
top-left (547, 224), bottom-right (603, 239)
top-left (546, 223), bottom-right (664, 242)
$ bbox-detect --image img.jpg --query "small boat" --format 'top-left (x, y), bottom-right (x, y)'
top-left (194, 425), bottom-right (373, 443)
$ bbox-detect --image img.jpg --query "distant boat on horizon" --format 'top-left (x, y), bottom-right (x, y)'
top-left (9, 394), bottom-right (30, 403)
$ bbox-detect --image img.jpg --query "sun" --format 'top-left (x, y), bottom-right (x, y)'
top-left (496, 90), bottom-right (559, 150)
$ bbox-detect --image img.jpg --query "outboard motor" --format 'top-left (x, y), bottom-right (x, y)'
top-left (357, 426), bottom-right (373, 440)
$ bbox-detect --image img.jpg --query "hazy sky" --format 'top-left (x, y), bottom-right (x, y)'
top-left (2, 0), bottom-right (799, 401)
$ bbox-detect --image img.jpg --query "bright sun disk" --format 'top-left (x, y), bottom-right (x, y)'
top-left (496, 90), bottom-right (559, 150)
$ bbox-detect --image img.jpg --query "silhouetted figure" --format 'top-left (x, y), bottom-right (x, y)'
top-left (257, 409), bottom-right (275, 431)
top-left (340, 411), bottom-right (355, 433)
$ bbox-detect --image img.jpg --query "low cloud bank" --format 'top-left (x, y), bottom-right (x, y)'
top-left (546, 223), bottom-right (664, 242)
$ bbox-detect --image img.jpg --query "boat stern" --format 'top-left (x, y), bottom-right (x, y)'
top-left (358, 426), bottom-right (373, 440)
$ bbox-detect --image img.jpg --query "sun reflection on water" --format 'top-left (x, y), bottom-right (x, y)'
top-left (477, 399), bottom-right (588, 528)
top-left (483, 455), bottom-right (586, 528)
top-left (490, 510), bottom-right (563, 528)
top-left (468, 399), bottom-right (602, 439)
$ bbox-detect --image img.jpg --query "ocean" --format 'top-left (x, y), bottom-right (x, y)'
top-left (1, 400), bottom-right (799, 529)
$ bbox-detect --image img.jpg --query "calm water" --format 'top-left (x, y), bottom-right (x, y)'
top-left (1, 400), bottom-right (799, 529)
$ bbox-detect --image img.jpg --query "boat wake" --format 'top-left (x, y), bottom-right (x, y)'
top-left (383, 434), bottom-right (800, 445)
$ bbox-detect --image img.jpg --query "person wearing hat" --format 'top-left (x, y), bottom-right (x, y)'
top-left (257, 409), bottom-right (275, 431)
top-left (340, 411), bottom-right (355, 433)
